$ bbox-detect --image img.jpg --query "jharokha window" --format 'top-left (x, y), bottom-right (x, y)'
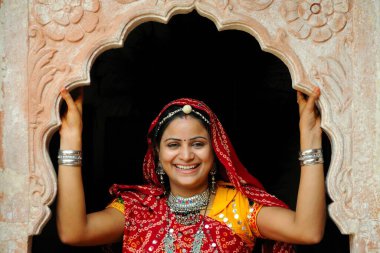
top-left (5, 1), bottom-right (376, 253)
top-left (30, 11), bottom-right (348, 253)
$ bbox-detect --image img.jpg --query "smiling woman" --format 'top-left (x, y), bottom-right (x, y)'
top-left (78, 93), bottom-right (323, 253)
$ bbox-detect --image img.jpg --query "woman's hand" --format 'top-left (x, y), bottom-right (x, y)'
top-left (297, 87), bottom-right (322, 150)
top-left (59, 87), bottom-right (83, 149)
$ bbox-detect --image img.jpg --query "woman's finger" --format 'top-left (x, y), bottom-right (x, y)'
top-left (297, 91), bottom-right (307, 114)
top-left (74, 87), bottom-right (84, 114)
top-left (297, 91), bottom-right (306, 105)
top-left (60, 88), bottom-right (76, 111)
top-left (305, 87), bottom-right (320, 112)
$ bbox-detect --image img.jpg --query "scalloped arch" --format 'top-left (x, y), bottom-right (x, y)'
top-left (28, 0), bottom-right (350, 244)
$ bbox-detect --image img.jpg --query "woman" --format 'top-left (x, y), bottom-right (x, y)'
top-left (57, 87), bottom-right (325, 252)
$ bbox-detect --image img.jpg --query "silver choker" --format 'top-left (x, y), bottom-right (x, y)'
top-left (167, 188), bottom-right (210, 225)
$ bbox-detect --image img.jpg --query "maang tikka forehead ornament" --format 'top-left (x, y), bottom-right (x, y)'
top-left (154, 104), bottom-right (211, 136)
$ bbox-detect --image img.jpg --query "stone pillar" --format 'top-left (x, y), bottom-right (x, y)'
top-left (1, 1), bottom-right (32, 252)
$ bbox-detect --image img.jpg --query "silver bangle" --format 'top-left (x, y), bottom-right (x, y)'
top-left (58, 150), bottom-right (82, 166)
top-left (299, 148), bottom-right (324, 166)
top-left (58, 150), bottom-right (82, 155)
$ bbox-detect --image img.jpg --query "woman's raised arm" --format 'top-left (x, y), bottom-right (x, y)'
top-left (56, 88), bottom-right (124, 246)
top-left (256, 87), bottom-right (326, 244)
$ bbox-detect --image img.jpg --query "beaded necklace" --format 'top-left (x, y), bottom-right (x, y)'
top-left (167, 188), bottom-right (210, 226)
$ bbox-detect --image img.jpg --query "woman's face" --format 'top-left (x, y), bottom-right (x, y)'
top-left (158, 115), bottom-right (214, 196)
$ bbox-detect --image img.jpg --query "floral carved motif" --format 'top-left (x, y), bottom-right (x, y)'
top-left (280, 0), bottom-right (349, 42)
top-left (33, 0), bottom-right (100, 42)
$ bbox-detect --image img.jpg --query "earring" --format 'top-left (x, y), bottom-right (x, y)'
top-left (156, 163), bottom-right (166, 194)
top-left (210, 165), bottom-right (217, 194)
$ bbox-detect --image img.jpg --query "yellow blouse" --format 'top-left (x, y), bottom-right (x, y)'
top-left (208, 182), bottom-right (263, 247)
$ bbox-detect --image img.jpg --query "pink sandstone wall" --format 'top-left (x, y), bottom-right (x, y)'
top-left (0, 0), bottom-right (379, 252)
top-left (1, 1), bottom-right (30, 252)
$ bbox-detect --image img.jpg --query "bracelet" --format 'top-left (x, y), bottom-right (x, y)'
top-left (58, 150), bottom-right (82, 166)
top-left (299, 148), bottom-right (324, 166)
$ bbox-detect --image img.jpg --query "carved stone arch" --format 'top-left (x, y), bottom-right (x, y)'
top-left (13, 0), bottom-right (377, 252)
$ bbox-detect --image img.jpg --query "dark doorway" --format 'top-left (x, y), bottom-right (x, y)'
top-left (33, 10), bottom-right (348, 253)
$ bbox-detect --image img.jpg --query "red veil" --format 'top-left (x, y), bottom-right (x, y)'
top-left (113, 98), bottom-right (294, 253)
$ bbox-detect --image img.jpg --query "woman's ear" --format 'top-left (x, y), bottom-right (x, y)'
top-left (154, 145), bottom-right (160, 157)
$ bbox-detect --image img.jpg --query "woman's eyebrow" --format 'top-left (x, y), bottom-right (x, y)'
top-left (163, 136), bottom-right (208, 142)
top-left (189, 136), bottom-right (208, 141)
top-left (163, 137), bottom-right (182, 142)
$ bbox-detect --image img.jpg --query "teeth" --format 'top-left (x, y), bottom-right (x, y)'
top-left (176, 165), bottom-right (197, 170)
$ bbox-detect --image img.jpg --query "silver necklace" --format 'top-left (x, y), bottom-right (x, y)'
top-left (164, 189), bottom-right (210, 253)
top-left (163, 217), bottom-right (205, 253)
top-left (167, 188), bottom-right (210, 225)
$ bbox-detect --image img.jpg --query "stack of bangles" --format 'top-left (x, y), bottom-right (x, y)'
top-left (57, 150), bottom-right (82, 166)
top-left (298, 148), bottom-right (324, 166)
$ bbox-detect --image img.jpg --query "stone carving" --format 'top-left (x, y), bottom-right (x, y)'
top-left (29, 26), bottom-right (57, 127)
top-left (237, 0), bottom-right (273, 11)
top-left (115, 0), bottom-right (138, 4)
top-left (207, 0), bottom-right (273, 12)
top-left (33, 0), bottom-right (100, 42)
top-left (310, 34), bottom-right (353, 119)
top-left (280, 0), bottom-right (349, 42)
top-left (28, 23), bottom-right (70, 234)
top-left (310, 36), bottom-right (356, 226)
top-left (29, 27), bottom-right (51, 127)
top-left (30, 174), bottom-right (45, 203)
top-left (18, 0), bottom-right (374, 251)
top-left (311, 55), bottom-right (351, 112)
top-left (29, 173), bottom-right (48, 233)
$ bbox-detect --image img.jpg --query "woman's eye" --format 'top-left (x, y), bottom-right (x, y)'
top-left (167, 143), bottom-right (179, 148)
top-left (192, 142), bottom-right (205, 148)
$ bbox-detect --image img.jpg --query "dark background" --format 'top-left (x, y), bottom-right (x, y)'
top-left (32, 10), bottom-right (349, 253)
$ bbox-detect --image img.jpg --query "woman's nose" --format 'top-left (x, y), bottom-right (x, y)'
top-left (179, 146), bottom-right (194, 160)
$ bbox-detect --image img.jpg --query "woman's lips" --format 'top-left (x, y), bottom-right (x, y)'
top-left (175, 164), bottom-right (200, 174)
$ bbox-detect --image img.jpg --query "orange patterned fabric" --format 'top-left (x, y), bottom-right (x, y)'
top-left (107, 197), bottom-right (125, 214)
top-left (248, 202), bottom-right (264, 238)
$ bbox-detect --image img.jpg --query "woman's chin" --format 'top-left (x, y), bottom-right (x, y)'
top-left (170, 177), bottom-right (209, 194)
